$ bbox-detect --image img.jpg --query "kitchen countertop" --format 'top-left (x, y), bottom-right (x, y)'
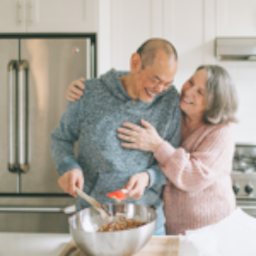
top-left (1, 209), bottom-right (254, 256)
top-left (0, 233), bottom-right (71, 256)
top-left (0, 232), bottom-right (199, 256)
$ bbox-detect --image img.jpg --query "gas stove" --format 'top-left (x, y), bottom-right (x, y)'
top-left (231, 144), bottom-right (256, 217)
top-left (232, 145), bottom-right (256, 197)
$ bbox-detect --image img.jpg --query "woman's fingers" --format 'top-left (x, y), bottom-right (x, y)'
top-left (117, 133), bottom-right (136, 142)
top-left (122, 120), bottom-right (153, 131)
top-left (121, 122), bottom-right (142, 132)
top-left (66, 79), bottom-right (85, 101)
top-left (76, 79), bottom-right (85, 90)
top-left (69, 90), bottom-right (82, 99)
top-left (117, 127), bottom-right (138, 136)
top-left (141, 119), bottom-right (153, 129)
top-left (70, 85), bottom-right (83, 95)
top-left (120, 142), bottom-right (138, 149)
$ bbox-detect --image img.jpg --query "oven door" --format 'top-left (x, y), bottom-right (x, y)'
top-left (236, 198), bottom-right (256, 218)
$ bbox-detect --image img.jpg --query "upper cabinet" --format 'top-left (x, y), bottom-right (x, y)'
top-left (216, 0), bottom-right (256, 37)
top-left (27, 0), bottom-right (98, 33)
top-left (0, 0), bottom-right (26, 32)
top-left (111, 0), bottom-right (163, 70)
top-left (0, 0), bottom-right (98, 33)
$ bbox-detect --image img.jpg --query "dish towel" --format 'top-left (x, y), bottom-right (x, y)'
top-left (179, 208), bottom-right (256, 256)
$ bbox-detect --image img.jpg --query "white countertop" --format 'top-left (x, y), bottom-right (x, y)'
top-left (1, 209), bottom-right (255, 256)
top-left (0, 232), bottom-right (199, 256)
top-left (0, 233), bottom-right (71, 256)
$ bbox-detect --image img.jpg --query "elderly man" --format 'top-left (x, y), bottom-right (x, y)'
top-left (51, 38), bottom-right (181, 235)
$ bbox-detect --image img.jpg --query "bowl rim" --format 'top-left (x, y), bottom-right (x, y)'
top-left (68, 203), bottom-right (157, 232)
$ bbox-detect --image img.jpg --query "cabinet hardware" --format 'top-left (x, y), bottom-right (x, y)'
top-left (16, 1), bottom-right (22, 24)
top-left (27, 1), bottom-right (33, 25)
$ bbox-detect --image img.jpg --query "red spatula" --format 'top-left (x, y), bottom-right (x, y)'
top-left (107, 189), bottom-right (128, 202)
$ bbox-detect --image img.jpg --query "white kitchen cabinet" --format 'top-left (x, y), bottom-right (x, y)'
top-left (0, 0), bottom-right (26, 32)
top-left (163, 0), bottom-right (205, 90)
top-left (110, 0), bottom-right (207, 89)
top-left (216, 0), bottom-right (256, 37)
top-left (111, 0), bottom-right (163, 70)
top-left (0, 0), bottom-right (98, 33)
top-left (26, 0), bottom-right (98, 33)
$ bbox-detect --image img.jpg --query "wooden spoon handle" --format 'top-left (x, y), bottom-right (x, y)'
top-left (75, 186), bottom-right (111, 217)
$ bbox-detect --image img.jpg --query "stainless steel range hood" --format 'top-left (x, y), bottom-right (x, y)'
top-left (215, 38), bottom-right (256, 61)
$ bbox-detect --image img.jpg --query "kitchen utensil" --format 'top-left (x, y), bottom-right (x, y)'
top-left (75, 186), bottom-right (111, 218)
top-left (106, 189), bottom-right (128, 201)
top-left (69, 203), bottom-right (157, 256)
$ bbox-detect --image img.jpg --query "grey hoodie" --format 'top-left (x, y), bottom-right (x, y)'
top-left (51, 69), bottom-right (181, 229)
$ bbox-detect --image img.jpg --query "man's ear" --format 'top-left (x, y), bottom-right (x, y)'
top-left (130, 53), bottom-right (142, 73)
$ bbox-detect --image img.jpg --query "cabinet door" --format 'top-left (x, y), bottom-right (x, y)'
top-left (26, 0), bottom-right (98, 32)
top-left (0, 0), bottom-right (26, 32)
top-left (163, 0), bottom-right (204, 90)
top-left (217, 0), bottom-right (256, 36)
top-left (111, 0), bottom-right (163, 70)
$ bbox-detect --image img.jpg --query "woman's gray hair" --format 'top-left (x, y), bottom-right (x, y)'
top-left (196, 65), bottom-right (238, 125)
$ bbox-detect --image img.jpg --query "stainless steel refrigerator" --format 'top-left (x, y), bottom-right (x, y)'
top-left (0, 34), bottom-right (96, 233)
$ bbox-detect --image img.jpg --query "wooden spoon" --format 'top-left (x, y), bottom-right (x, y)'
top-left (75, 186), bottom-right (112, 218)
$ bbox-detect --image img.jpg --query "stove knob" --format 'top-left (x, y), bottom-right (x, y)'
top-left (232, 183), bottom-right (240, 195)
top-left (245, 184), bottom-right (254, 195)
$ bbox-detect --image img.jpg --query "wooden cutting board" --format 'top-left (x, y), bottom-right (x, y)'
top-left (60, 236), bottom-right (179, 256)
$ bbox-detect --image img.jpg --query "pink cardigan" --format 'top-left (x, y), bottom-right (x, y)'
top-left (154, 122), bottom-right (236, 235)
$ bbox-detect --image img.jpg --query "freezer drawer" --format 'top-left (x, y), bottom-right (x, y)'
top-left (0, 195), bottom-right (75, 233)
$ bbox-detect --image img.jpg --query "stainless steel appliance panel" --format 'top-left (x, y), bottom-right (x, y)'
top-left (0, 36), bottom-right (95, 232)
top-left (0, 39), bottom-right (19, 193)
top-left (20, 38), bottom-right (88, 193)
top-left (0, 196), bottom-right (74, 232)
top-left (232, 144), bottom-right (256, 219)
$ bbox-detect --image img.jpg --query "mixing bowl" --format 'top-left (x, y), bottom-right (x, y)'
top-left (69, 203), bottom-right (157, 256)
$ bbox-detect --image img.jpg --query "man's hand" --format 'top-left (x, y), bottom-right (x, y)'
top-left (66, 77), bottom-right (85, 102)
top-left (123, 172), bottom-right (150, 200)
top-left (58, 168), bottom-right (84, 197)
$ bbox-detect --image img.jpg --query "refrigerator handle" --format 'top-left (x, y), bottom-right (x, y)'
top-left (8, 60), bottom-right (18, 173)
top-left (91, 41), bottom-right (95, 79)
top-left (17, 60), bottom-right (29, 173)
top-left (86, 38), bottom-right (92, 79)
top-left (0, 205), bottom-right (76, 214)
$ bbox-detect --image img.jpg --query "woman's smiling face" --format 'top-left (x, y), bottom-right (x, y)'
top-left (180, 68), bottom-right (208, 121)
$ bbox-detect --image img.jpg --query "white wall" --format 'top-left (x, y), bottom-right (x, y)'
top-left (222, 61), bottom-right (256, 144)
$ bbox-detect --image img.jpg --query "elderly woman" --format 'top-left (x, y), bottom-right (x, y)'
top-left (66, 65), bottom-right (238, 235)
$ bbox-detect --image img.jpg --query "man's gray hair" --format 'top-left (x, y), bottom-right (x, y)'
top-left (136, 38), bottom-right (178, 69)
top-left (197, 65), bottom-right (238, 124)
